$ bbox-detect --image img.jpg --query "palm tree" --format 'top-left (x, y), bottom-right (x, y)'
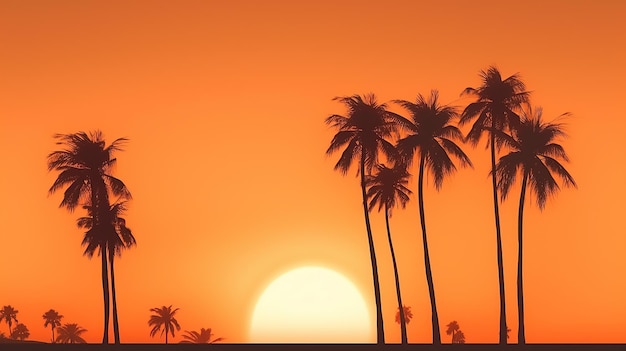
top-left (454, 330), bottom-right (466, 344)
top-left (395, 91), bottom-right (472, 344)
top-left (55, 323), bottom-right (87, 343)
top-left (459, 66), bottom-right (530, 344)
top-left (496, 106), bottom-right (576, 344)
top-left (42, 309), bottom-right (63, 343)
top-left (180, 328), bottom-right (223, 344)
top-left (395, 305), bottom-right (413, 325)
top-left (10, 323), bottom-right (29, 340)
top-left (445, 320), bottom-right (459, 344)
top-left (47, 131), bottom-right (131, 344)
top-left (367, 163), bottom-right (412, 344)
top-left (77, 201), bottom-right (136, 344)
top-left (149, 305), bottom-right (181, 344)
top-left (325, 94), bottom-right (405, 344)
top-left (0, 306), bottom-right (18, 335)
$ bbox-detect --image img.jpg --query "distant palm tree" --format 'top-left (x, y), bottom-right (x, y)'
top-left (47, 131), bottom-right (131, 344)
top-left (454, 330), bottom-right (466, 344)
top-left (10, 323), bottom-right (29, 340)
top-left (459, 66), bottom-right (530, 344)
top-left (367, 163), bottom-right (412, 344)
top-left (445, 320), bottom-right (460, 344)
top-left (496, 106), bottom-right (576, 344)
top-left (326, 94), bottom-right (405, 344)
top-left (180, 328), bottom-right (224, 344)
top-left (78, 201), bottom-right (136, 344)
top-left (42, 309), bottom-right (63, 343)
top-left (395, 305), bottom-right (413, 325)
top-left (149, 305), bottom-right (181, 344)
top-left (0, 306), bottom-right (18, 335)
top-left (55, 323), bottom-right (87, 343)
top-left (395, 91), bottom-right (472, 344)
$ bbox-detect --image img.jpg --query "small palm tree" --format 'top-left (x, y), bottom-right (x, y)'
top-left (395, 91), bottom-right (472, 344)
top-left (454, 330), bottom-right (466, 344)
top-left (395, 305), bottom-right (413, 325)
top-left (180, 328), bottom-right (223, 344)
top-left (459, 66), bottom-right (530, 344)
top-left (445, 320), bottom-right (459, 344)
top-left (55, 323), bottom-right (87, 343)
top-left (149, 305), bottom-right (181, 344)
top-left (0, 306), bottom-right (18, 335)
top-left (47, 131), bottom-right (131, 344)
top-left (326, 94), bottom-right (405, 344)
top-left (10, 323), bottom-right (29, 340)
top-left (367, 163), bottom-right (412, 344)
top-left (42, 309), bottom-right (63, 343)
top-left (496, 106), bottom-right (576, 344)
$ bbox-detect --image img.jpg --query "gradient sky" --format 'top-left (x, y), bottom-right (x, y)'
top-left (1, 0), bottom-right (625, 344)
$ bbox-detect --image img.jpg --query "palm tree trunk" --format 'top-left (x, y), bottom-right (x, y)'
top-left (101, 246), bottom-right (110, 344)
top-left (51, 326), bottom-right (55, 343)
top-left (517, 172), bottom-right (528, 344)
top-left (109, 251), bottom-right (121, 343)
top-left (490, 127), bottom-right (508, 344)
top-left (451, 330), bottom-right (455, 343)
top-left (360, 151), bottom-right (385, 345)
top-left (384, 204), bottom-right (408, 344)
top-left (417, 154), bottom-right (441, 345)
top-left (165, 324), bottom-right (169, 344)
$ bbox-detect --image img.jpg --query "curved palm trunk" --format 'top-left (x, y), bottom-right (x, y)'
top-left (100, 246), bottom-right (111, 344)
top-left (417, 154), bottom-right (441, 345)
top-left (109, 252), bottom-right (121, 343)
top-left (360, 151), bottom-right (385, 344)
top-left (51, 326), bottom-right (55, 343)
top-left (490, 126), bottom-right (508, 344)
top-left (517, 172), bottom-right (529, 344)
top-left (384, 204), bottom-right (408, 344)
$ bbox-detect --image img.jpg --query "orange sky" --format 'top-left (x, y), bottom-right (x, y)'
top-left (1, 0), bottom-right (625, 344)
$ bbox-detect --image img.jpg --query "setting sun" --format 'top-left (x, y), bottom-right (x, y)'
top-left (249, 267), bottom-right (373, 343)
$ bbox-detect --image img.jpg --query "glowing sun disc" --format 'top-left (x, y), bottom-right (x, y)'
top-left (249, 266), bottom-right (373, 343)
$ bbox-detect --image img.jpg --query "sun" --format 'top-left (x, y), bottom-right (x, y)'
top-left (249, 266), bottom-right (374, 343)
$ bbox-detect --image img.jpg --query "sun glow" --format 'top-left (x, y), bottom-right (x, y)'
top-left (249, 266), bottom-right (373, 343)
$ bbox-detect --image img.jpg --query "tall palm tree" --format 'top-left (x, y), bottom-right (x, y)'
top-left (445, 320), bottom-right (460, 344)
top-left (395, 305), bottom-right (413, 325)
top-left (55, 323), bottom-right (88, 343)
top-left (42, 309), bottom-right (63, 343)
top-left (366, 163), bottom-right (412, 344)
top-left (149, 305), bottom-right (181, 344)
top-left (78, 201), bottom-right (136, 344)
top-left (10, 323), bottom-right (29, 340)
top-left (325, 94), bottom-right (405, 344)
top-left (459, 66), bottom-right (530, 344)
top-left (0, 306), bottom-right (18, 335)
top-left (495, 107), bottom-right (576, 344)
top-left (47, 131), bottom-right (131, 344)
top-left (180, 328), bottom-right (223, 344)
top-left (395, 90), bottom-right (472, 344)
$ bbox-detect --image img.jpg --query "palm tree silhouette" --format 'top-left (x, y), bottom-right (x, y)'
top-left (180, 328), bottom-right (223, 344)
top-left (366, 163), bottom-right (412, 344)
top-left (42, 309), bottom-right (63, 343)
top-left (495, 106), bottom-right (576, 344)
top-left (394, 91), bottom-right (472, 344)
top-left (0, 306), bottom-right (18, 335)
top-left (77, 201), bottom-right (136, 344)
top-left (47, 131), bottom-right (131, 344)
top-left (454, 330), bottom-right (466, 344)
top-left (149, 305), bottom-right (181, 344)
top-left (10, 323), bottom-right (29, 340)
top-left (445, 320), bottom-right (459, 344)
top-left (55, 323), bottom-right (87, 343)
top-left (325, 94), bottom-right (404, 344)
top-left (395, 305), bottom-right (413, 325)
top-left (459, 66), bottom-right (530, 344)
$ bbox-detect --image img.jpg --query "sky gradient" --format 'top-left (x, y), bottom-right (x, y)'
top-left (1, 0), bottom-right (625, 344)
